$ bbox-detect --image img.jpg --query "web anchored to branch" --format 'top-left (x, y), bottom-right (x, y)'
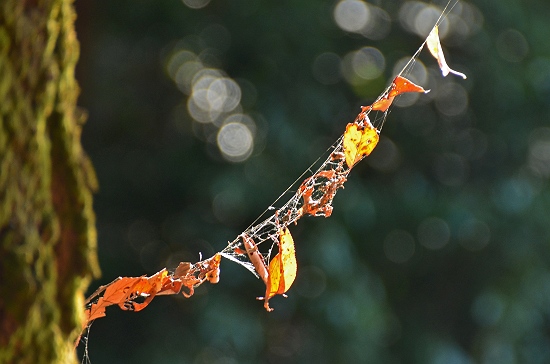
top-left (78, 0), bottom-right (467, 346)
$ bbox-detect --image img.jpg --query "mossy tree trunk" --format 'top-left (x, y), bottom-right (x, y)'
top-left (0, 0), bottom-right (100, 363)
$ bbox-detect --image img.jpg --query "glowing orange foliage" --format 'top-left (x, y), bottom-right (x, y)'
top-left (363, 75), bottom-right (429, 113)
top-left (79, 10), bottom-right (469, 352)
top-left (298, 170), bottom-right (347, 218)
top-left (261, 227), bottom-right (297, 311)
top-left (242, 233), bottom-right (268, 284)
top-left (343, 120), bottom-right (380, 168)
top-left (83, 254), bottom-right (222, 326)
top-left (85, 270), bottom-right (166, 322)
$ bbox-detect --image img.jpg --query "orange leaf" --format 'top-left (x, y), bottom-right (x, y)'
top-left (367, 96), bottom-right (396, 112)
top-left (426, 26), bottom-right (467, 79)
top-left (157, 276), bottom-right (184, 296)
top-left (390, 75), bottom-right (428, 96)
top-left (85, 269), bottom-right (171, 323)
top-left (262, 227), bottom-right (297, 311)
top-left (298, 170), bottom-right (346, 218)
top-left (343, 120), bottom-right (380, 168)
top-left (173, 262), bottom-right (191, 278)
top-left (204, 253), bottom-right (222, 284)
top-left (364, 75), bottom-right (429, 112)
top-left (85, 277), bottom-right (144, 322)
top-left (126, 269), bottom-right (169, 312)
top-left (242, 234), bottom-right (268, 284)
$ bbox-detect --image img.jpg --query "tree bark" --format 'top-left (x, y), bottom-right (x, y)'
top-left (0, 0), bottom-right (100, 363)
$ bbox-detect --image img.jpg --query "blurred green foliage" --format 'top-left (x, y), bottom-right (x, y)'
top-left (76, 0), bottom-right (550, 362)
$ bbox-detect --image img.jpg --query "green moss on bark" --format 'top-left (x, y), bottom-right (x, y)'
top-left (0, 1), bottom-right (99, 363)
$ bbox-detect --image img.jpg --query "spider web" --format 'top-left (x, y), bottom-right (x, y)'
top-left (218, 0), bottom-right (461, 274)
top-left (78, 322), bottom-right (93, 364)
top-left (78, 2), bottom-right (467, 362)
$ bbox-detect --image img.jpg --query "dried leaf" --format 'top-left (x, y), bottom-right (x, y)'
top-left (262, 227), bottom-right (297, 311)
top-left (79, 256), bottom-right (222, 349)
top-left (364, 75), bottom-right (429, 113)
top-left (242, 234), bottom-right (268, 284)
top-left (427, 26), bottom-right (467, 79)
top-left (390, 75), bottom-right (429, 96)
top-left (204, 254), bottom-right (221, 284)
top-left (343, 119), bottom-right (380, 168)
top-left (298, 170), bottom-right (347, 218)
top-left (86, 277), bottom-right (145, 322)
top-left (125, 269), bottom-right (169, 312)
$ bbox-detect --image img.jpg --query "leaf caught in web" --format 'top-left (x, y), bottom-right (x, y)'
top-left (242, 234), bottom-right (269, 284)
top-left (363, 75), bottom-right (429, 112)
top-left (83, 254), bottom-right (222, 327)
top-left (390, 75), bottom-right (429, 95)
top-left (343, 118), bottom-right (380, 168)
top-left (85, 270), bottom-right (169, 322)
top-left (427, 26), bottom-right (467, 79)
top-left (261, 227), bottom-right (297, 311)
top-left (79, 4), bottom-right (470, 349)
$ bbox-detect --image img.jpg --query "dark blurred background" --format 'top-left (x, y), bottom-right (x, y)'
top-left (74, 0), bottom-right (550, 362)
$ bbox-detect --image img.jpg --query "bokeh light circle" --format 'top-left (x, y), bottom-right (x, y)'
top-left (458, 219), bottom-right (490, 251)
top-left (312, 52), bottom-right (342, 85)
top-left (435, 82), bottom-right (469, 116)
top-left (334, 0), bottom-right (371, 33)
top-left (182, 0), bottom-right (211, 10)
top-left (433, 153), bottom-right (469, 187)
top-left (528, 127), bottom-right (550, 179)
top-left (217, 122), bottom-right (254, 162)
top-left (496, 29), bottom-right (529, 63)
top-left (383, 229), bottom-right (415, 263)
top-left (417, 217), bottom-right (450, 250)
top-left (352, 47), bottom-right (385, 80)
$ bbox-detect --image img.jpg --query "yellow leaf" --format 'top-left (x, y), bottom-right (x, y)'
top-left (343, 121), bottom-right (380, 168)
top-left (263, 227), bottom-right (297, 311)
top-left (427, 26), bottom-right (467, 79)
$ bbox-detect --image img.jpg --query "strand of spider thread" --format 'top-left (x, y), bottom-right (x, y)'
top-left (222, 137), bottom-right (351, 258)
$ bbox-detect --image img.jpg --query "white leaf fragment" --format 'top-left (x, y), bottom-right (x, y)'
top-left (427, 26), bottom-right (467, 79)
